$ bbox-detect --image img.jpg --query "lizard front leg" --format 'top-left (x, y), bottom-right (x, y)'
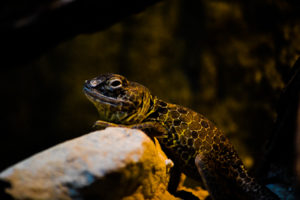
top-left (93, 120), bottom-right (168, 137)
top-left (93, 120), bottom-right (121, 129)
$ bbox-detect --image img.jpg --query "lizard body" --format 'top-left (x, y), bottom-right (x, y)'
top-left (83, 73), bottom-right (278, 200)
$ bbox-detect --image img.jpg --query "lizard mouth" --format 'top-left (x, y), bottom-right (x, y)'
top-left (83, 85), bottom-right (134, 108)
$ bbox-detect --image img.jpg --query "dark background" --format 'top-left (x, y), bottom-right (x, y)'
top-left (1, 0), bottom-right (299, 188)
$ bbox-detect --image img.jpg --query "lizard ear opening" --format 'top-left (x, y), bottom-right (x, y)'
top-left (149, 98), bottom-right (154, 109)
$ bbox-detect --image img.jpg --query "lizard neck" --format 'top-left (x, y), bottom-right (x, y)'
top-left (144, 97), bottom-right (170, 122)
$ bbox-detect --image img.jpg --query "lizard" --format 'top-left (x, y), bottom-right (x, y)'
top-left (83, 73), bottom-right (279, 200)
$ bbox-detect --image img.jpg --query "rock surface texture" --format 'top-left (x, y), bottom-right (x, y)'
top-left (0, 127), bottom-right (177, 200)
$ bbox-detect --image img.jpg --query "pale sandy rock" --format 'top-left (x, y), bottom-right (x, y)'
top-left (0, 127), bottom-right (178, 200)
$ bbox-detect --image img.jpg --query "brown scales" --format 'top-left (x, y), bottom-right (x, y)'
top-left (84, 73), bottom-right (279, 200)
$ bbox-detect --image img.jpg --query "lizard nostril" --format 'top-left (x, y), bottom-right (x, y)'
top-left (90, 79), bottom-right (98, 87)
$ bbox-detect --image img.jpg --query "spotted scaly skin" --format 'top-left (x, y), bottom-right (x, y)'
top-left (83, 73), bottom-right (278, 200)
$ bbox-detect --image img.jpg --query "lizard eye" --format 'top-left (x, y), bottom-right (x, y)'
top-left (109, 79), bottom-right (122, 88)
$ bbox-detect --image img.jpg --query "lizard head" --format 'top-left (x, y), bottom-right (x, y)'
top-left (83, 73), bottom-right (153, 124)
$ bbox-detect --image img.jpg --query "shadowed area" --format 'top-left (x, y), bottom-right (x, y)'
top-left (0, 179), bottom-right (13, 200)
top-left (0, 0), bottom-right (161, 66)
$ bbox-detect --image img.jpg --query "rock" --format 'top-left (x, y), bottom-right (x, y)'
top-left (0, 127), bottom-right (177, 200)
